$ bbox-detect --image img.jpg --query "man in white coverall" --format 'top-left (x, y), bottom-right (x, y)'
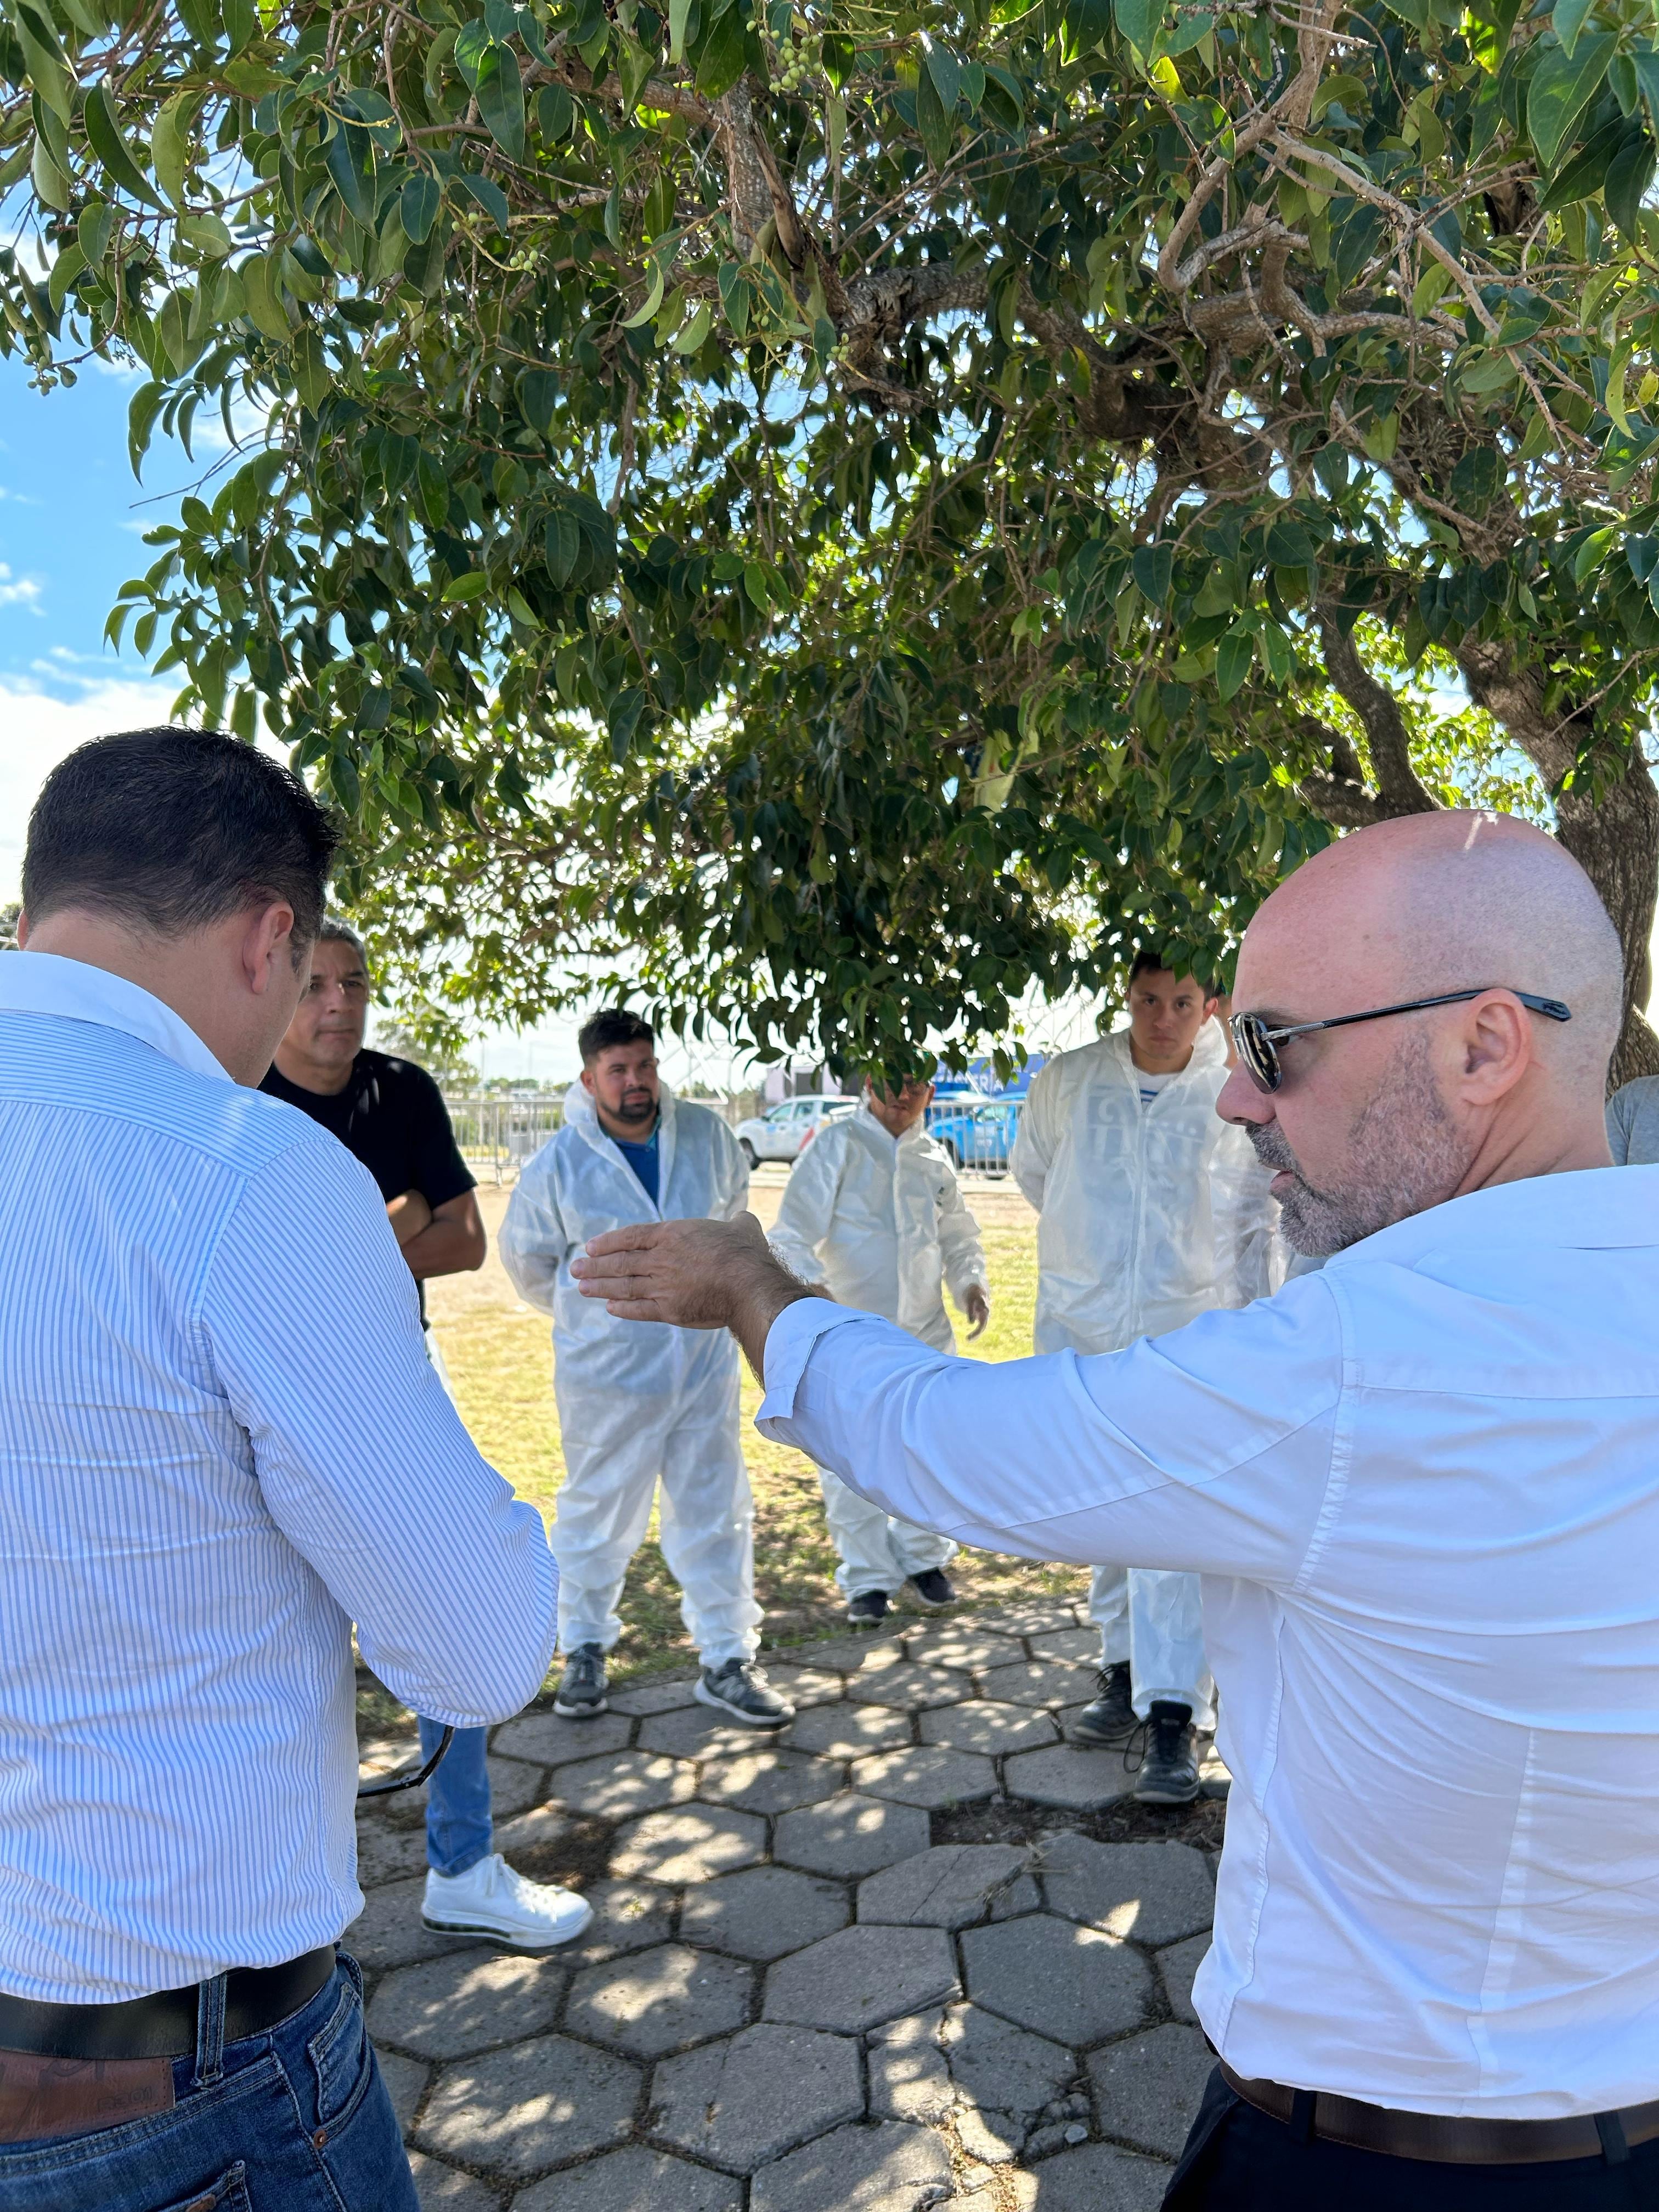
top-left (499, 1009), bottom-right (793, 1729)
top-left (1012, 952), bottom-right (1277, 1802)
top-left (770, 1075), bottom-right (992, 1627)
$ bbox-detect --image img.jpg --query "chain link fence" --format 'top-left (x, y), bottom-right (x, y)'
top-left (442, 1092), bottom-right (754, 1184)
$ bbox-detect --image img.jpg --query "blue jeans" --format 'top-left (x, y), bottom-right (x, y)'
top-left (419, 1718), bottom-right (493, 1877)
top-left (0, 1955), bottom-right (417, 2211)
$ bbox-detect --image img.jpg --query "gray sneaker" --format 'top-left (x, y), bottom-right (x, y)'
top-left (695, 1658), bottom-right (795, 1730)
top-left (554, 1643), bottom-right (608, 1718)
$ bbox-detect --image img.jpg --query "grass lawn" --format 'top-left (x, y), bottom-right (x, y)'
top-left (427, 1179), bottom-right (1091, 1687)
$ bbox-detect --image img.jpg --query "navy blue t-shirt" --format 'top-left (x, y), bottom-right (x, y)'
top-left (612, 1127), bottom-right (660, 1205)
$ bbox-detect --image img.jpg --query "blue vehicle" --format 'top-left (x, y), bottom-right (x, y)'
top-left (924, 1097), bottom-right (1021, 1176)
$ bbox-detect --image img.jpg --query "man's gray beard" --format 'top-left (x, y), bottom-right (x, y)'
top-left (1250, 1031), bottom-right (1475, 1258)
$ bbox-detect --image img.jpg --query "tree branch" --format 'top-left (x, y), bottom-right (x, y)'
top-left (1315, 607), bottom-right (1437, 817)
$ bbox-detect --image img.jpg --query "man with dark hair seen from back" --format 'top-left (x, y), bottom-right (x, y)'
top-left (262, 919), bottom-right (590, 1950)
top-left (500, 1007), bottom-right (794, 1729)
top-left (0, 728), bottom-right (558, 2211)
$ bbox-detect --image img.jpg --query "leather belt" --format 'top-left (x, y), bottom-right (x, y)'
top-left (0, 1948), bottom-right (337, 2062)
top-left (1220, 2062), bottom-right (1659, 2165)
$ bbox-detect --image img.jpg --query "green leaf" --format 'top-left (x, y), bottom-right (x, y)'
top-left (1528, 32), bottom-right (1616, 173)
top-left (456, 170), bottom-right (511, 233)
top-left (76, 198), bottom-right (113, 269)
top-left (921, 36), bottom-right (961, 112)
top-left (1131, 541), bottom-right (1173, 603)
top-left (1635, 46), bottom-right (1659, 123)
top-left (1265, 518), bottom-right (1317, 567)
top-left (538, 82), bottom-right (575, 139)
top-left (474, 41), bottom-right (526, 162)
top-left (1552, 0), bottom-right (1595, 61)
top-left (31, 132), bottom-right (70, 213)
top-left (1538, 111), bottom-right (1626, 208)
top-left (241, 250), bottom-right (291, 338)
top-left (545, 507), bottom-right (580, 585)
top-left (673, 301), bottom-right (713, 353)
top-left (291, 325), bottom-right (330, 411)
top-left (83, 83), bottom-right (166, 210)
top-left (668, 0), bottom-right (693, 59)
top-left (694, 2), bottom-right (747, 96)
top-left (915, 63), bottom-right (953, 167)
top-left (516, 366), bottom-right (560, 432)
top-left (221, 0), bottom-right (256, 53)
top-left (1114, 0), bottom-right (1163, 59)
top-left (151, 91), bottom-right (195, 208)
top-left (12, 3), bottom-right (74, 126)
top-left (1216, 629), bottom-right (1253, 701)
top-left (442, 571), bottom-right (491, 601)
top-left (401, 171), bottom-right (441, 244)
top-left (325, 117), bottom-right (377, 224)
top-left (1605, 128), bottom-right (1656, 232)
top-left (620, 262), bottom-right (665, 328)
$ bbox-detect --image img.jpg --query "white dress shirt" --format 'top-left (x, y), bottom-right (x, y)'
top-left (0, 952), bottom-right (558, 2002)
top-left (769, 1106), bottom-right (986, 1353)
top-left (758, 1166), bottom-right (1659, 2117)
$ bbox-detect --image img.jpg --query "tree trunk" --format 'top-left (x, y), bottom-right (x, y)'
top-left (1551, 753), bottom-right (1659, 1091)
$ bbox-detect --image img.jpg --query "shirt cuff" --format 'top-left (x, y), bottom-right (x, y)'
top-left (755, 1297), bottom-right (870, 1431)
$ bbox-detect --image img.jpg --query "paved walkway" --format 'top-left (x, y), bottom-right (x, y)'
top-left (351, 1602), bottom-right (1226, 2211)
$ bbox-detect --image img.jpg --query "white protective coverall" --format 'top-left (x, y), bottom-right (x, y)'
top-left (499, 1082), bottom-right (760, 1663)
top-left (1011, 1019), bottom-right (1278, 1726)
top-left (769, 1104), bottom-right (988, 1598)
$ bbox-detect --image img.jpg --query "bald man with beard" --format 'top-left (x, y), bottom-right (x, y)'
top-left (570, 811), bottom-right (1659, 2209)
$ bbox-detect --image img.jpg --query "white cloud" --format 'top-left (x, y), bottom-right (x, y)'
top-left (0, 676), bottom-right (182, 900)
top-left (0, 563), bottom-right (42, 610)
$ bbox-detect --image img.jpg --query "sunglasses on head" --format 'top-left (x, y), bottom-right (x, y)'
top-left (1229, 988), bottom-right (1573, 1096)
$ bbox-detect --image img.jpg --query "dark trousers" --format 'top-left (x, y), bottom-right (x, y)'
top-left (1165, 2067), bottom-right (1659, 2210)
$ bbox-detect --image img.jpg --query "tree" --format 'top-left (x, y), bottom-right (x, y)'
top-left (372, 1009), bottom-right (481, 1085)
top-left (3, 0), bottom-right (1658, 1074)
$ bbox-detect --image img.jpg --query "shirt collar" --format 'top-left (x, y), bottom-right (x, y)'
top-left (1326, 1164), bottom-right (1659, 1273)
top-left (0, 951), bottom-right (232, 1084)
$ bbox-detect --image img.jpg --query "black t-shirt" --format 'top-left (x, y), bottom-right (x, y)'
top-left (261, 1052), bottom-right (476, 1317)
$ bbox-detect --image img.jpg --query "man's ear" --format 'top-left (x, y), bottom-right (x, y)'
top-left (14, 909), bottom-right (30, 949)
top-left (580, 1065), bottom-right (597, 1095)
top-left (243, 902), bottom-right (297, 996)
top-left (1458, 993), bottom-right (1533, 1102)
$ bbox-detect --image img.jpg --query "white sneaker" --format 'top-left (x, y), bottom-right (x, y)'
top-left (421, 1853), bottom-right (594, 1949)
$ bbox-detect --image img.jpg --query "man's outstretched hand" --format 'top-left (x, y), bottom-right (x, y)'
top-left (571, 1214), bottom-right (820, 1375)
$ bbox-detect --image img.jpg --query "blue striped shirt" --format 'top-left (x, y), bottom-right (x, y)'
top-left (0, 952), bottom-right (558, 2002)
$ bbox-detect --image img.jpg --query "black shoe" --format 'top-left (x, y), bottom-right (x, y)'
top-left (847, 1588), bottom-right (891, 1627)
top-left (553, 1642), bottom-right (608, 1718)
top-left (904, 1568), bottom-right (957, 1611)
top-left (1070, 1661), bottom-right (1136, 1747)
top-left (695, 1658), bottom-right (795, 1729)
top-left (1132, 1700), bottom-right (1200, 1804)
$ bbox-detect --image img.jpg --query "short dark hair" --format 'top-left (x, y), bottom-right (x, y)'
top-left (579, 1008), bottom-right (655, 1063)
top-left (1128, 950), bottom-right (1221, 997)
top-left (22, 728), bottom-right (338, 946)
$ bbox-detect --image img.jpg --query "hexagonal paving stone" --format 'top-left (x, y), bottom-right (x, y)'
top-left (636, 1705), bottom-right (778, 1760)
top-left (785, 1700), bottom-right (912, 1758)
top-left (697, 1747), bottom-right (844, 1815)
top-left (749, 2119), bottom-right (952, 2212)
top-left (918, 1700), bottom-right (1059, 1757)
top-left (1087, 2022), bottom-right (1215, 2159)
top-left (550, 1750), bottom-right (697, 1821)
top-left (940, 1999), bottom-right (1075, 2154)
top-left (1026, 1627), bottom-right (1101, 1663)
top-left (971, 1604), bottom-right (1082, 1637)
top-left (680, 1864), bottom-right (850, 1961)
top-left (650, 2021), bottom-right (864, 2172)
top-left (491, 1803), bottom-right (572, 1864)
top-left (961, 1914), bottom-right (1150, 2046)
top-left (492, 1709), bottom-right (634, 1766)
top-left (560, 1879), bottom-right (675, 1965)
top-left (1037, 1835), bottom-right (1214, 1946)
top-left (346, 1877), bottom-right (475, 1973)
top-left (566, 1940), bottom-right (752, 2057)
top-left (846, 1663), bottom-right (969, 1711)
top-left (356, 1816), bottom-right (430, 1888)
top-left (764, 1924), bottom-right (958, 2034)
top-left (1015, 2142), bottom-right (1169, 2210)
top-left (414, 2033), bottom-right (639, 2181)
top-left (609, 1804), bottom-right (767, 1884)
top-left (1002, 1744), bottom-right (1137, 1814)
top-left (367, 1945), bottom-right (565, 2061)
top-left (858, 1844), bottom-right (1032, 1930)
top-left (901, 1627), bottom-right (1024, 1671)
top-left (1158, 1931), bottom-right (1208, 2024)
top-left (375, 2045), bottom-right (428, 2135)
top-left (757, 1663), bottom-right (845, 1707)
top-left (850, 1745), bottom-right (996, 1810)
top-left (513, 2147), bottom-right (741, 2212)
top-left (465, 1754), bottom-right (545, 1820)
top-left (772, 1792), bottom-right (930, 1878)
top-left (978, 1658), bottom-right (1097, 1709)
top-left (607, 1675), bottom-right (701, 1716)
top-left (406, 2151), bottom-right (500, 2210)
top-left (788, 1634), bottom-right (905, 1672)
top-left (867, 2010), bottom-right (951, 2122)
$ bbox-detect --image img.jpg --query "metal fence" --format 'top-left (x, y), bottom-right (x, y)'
top-left (441, 1091), bottom-right (754, 1183)
top-left (923, 1096), bottom-right (1022, 1177)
